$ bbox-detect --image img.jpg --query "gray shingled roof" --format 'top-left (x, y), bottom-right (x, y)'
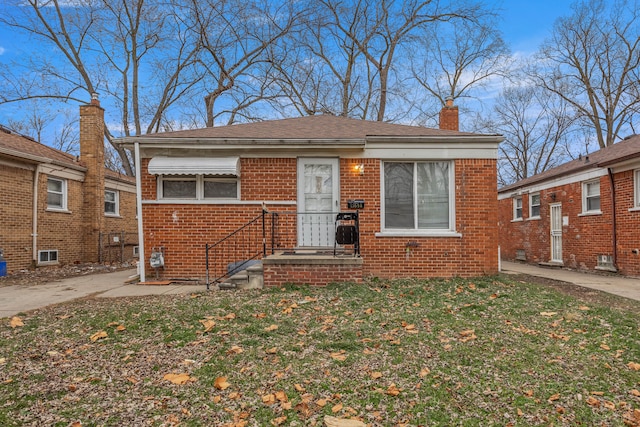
top-left (0, 125), bottom-right (135, 184)
top-left (499, 135), bottom-right (640, 193)
top-left (122, 115), bottom-right (488, 142)
top-left (0, 125), bottom-right (81, 168)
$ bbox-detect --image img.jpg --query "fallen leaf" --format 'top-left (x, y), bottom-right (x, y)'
top-left (586, 396), bottom-right (600, 407)
top-left (0, 358), bottom-right (5, 365)
top-left (370, 371), bottom-right (383, 379)
top-left (265, 347), bottom-right (278, 354)
top-left (224, 313), bottom-right (236, 320)
top-left (228, 345), bottom-right (243, 355)
top-left (386, 384), bottom-right (401, 396)
top-left (323, 415), bottom-right (366, 427)
top-left (294, 383), bottom-right (305, 392)
top-left (578, 306), bottom-right (590, 311)
top-left (10, 317), bottom-right (24, 328)
top-left (548, 393), bottom-right (560, 403)
top-left (364, 308), bottom-right (374, 315)
top-left (316, 398), bottom-right (328, 407)
top-left (331, 351), bottom-right (347, 361)
top-left (275, 390), bottom-right (288, 402)
top-left (116, 324), bottom-right (126, 332)
top-left (163, 373), bottom-right (193, 385)
top-left (331, 402), bottom-right (344, 413)
top-left (627, 362), bottom-right (640, 371)
top-left (517, 408), bottom-right (523, 417)
top-left (199, 319), bottom-right (216, 332)
top-left (419, 367), bottom-right (431, 377)
top-left (600, 343), bottom-right (611, 351)
top-left (254, 312), bottom-right (267, 318)
top-left (214, 376), bottom-right (230, 390)
top-left (262, 394), bottom-right (276, 405)
top-left (540, 312), bottom-right (557, 317)
top-left (211, 396), bottom-right (221, 404)
top-left (90, 331), bottom-right (108, 342)
top-left (271, 416), bottom-right (287, 426)
top-left (70, 422), bottom-right (82, 427)
top-left (603, 400), bottom-right (616, 410)
top-left (264, 324), bottom-right (278, 332)
top-left (631, 389), bottom-right (640, 397)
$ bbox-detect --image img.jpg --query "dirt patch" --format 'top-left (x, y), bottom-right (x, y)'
top-left (509, 273), bottom-right (640, 313)
top-left (0, 262), bottom-right (136, 288)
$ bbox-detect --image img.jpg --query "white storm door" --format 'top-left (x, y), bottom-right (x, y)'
top-left (550, 203), bottom-right (563, 263)
top-left (297, 158), bottom-right (339, 247)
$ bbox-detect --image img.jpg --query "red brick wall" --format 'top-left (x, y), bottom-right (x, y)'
top-left (0, 164), bottom-right (35, 272)
top-left (140, 156), bottom-right (498, 280)
top-left (612, 170), bottom-right (640, 276)
top-left (498, 173), bottom-right (640, 275)
top-left (263, 261), bottom-right (363, 287)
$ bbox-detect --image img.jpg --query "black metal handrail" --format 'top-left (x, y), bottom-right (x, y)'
top-left (205, 210), bottom-right (267, 289)
top-left (205, 209), bottom-right (361, 289)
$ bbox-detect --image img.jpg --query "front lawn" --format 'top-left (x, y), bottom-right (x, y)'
top-left (1, 275), bottom-right (639, 426)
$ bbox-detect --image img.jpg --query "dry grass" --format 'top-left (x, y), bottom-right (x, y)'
top-left (1, 275), bottom-right (639, 426)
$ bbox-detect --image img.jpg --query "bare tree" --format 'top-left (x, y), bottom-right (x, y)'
top-left (186, 0), bottom-right (302, 127)
top-left (329, 0), bottom-right (485, 121)
top-left (475, 83), bottom-right (578, 186)
top-left (530, 0), bottom-right (640, 148)
top-left (0, 0), bottom-right (201, 175)
top-left (409, 17), bottom-right (510, 127)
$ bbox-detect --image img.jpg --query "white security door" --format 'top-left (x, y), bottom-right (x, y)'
top-left (550, 203), bottom-right (563, 263)
top-left (297, 158), bottom-right (339, 247)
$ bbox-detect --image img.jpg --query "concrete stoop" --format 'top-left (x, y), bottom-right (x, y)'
top-left (218, 262), bottom-right (263, 290)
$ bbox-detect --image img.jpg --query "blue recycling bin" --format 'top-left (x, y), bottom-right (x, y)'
top-left (0, 249), bottom-right (6, 277)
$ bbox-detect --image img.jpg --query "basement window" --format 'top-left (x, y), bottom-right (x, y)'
top-left (38, 249), bottom-right (59, 265)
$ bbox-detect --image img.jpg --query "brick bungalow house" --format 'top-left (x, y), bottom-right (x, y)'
top-left (0, 97), bottom-right (137, 273)
top-left (120, 101), bottom-right (504, 286)
top-left (498, 135), bottom-right (640, 277)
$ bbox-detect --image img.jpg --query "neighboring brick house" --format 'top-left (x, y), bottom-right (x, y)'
top-left (120, 101), bottom-right (504, 286)
top-left (0, 97), bottom-right (137, 273)
top-left (498, 135), bottom-right (640, 277)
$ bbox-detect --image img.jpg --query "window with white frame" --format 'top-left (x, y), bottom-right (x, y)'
top-left (105, 189), bottom-right (119, 215)
top-left (529, 193), bottom-right (541, 218)
top-left (47, 177), bottom-right (67, 210)
top-left (38, 249), bottom-right (59, 265)
top-left (513, 196), bottom-right (523, 220)
top-left (383, 161), bottom-right (452, 230)
top-left (582, 180), bottom-right (601, 213)
top-left (158, 175), bottom-right (238, 200)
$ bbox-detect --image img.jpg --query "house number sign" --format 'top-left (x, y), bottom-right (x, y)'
top-left (347, 199), bottom-right (365, 209)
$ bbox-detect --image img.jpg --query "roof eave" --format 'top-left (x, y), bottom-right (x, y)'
top-left (0, 146), bottom-right (86, 172)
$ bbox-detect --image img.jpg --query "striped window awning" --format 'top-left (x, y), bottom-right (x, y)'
top-left (148, 157), bottom-right (240, 176)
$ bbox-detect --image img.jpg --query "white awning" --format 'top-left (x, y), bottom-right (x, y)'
top-left (148, 157), bottom-right (240, 176)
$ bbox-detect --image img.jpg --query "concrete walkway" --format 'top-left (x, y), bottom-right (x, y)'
top-left (501, 261), bottom-right (640, 302)
top-left (0, 269), bottom-right (203, 318)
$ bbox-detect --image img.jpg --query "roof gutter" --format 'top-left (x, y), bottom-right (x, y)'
top-left (0, 146), bottom-right (86, 172)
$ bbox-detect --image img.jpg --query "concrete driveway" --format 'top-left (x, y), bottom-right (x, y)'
top-left (0, 269), bottom-right (203, 318)
top-left (501, 261), bottom-right (640, 302)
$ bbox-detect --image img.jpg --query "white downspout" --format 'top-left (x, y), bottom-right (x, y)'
top-left (134, 142), bottom-right (146, 282)
top-left (32, 164), bottom-right (43, 265)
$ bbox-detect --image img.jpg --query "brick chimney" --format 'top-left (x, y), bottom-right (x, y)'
top-left (439, 96), bottom-right (459, 131)
top-left (80, 93), bottom-right (106, 262)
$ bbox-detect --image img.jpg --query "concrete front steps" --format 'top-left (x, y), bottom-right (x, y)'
top-left (218, 262), bottom-right (264, 290)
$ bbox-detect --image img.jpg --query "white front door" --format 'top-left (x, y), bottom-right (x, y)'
top-left (550, 203), bottom-right (563, 263)
top-left (297, 158), bottom-right (339, 247)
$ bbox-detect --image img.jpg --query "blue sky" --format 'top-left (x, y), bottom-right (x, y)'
top-left (0, 0), bottom-right (576, 128)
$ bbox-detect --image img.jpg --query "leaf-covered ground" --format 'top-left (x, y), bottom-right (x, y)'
top-left (1, 275), bottom-right (639, 426)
